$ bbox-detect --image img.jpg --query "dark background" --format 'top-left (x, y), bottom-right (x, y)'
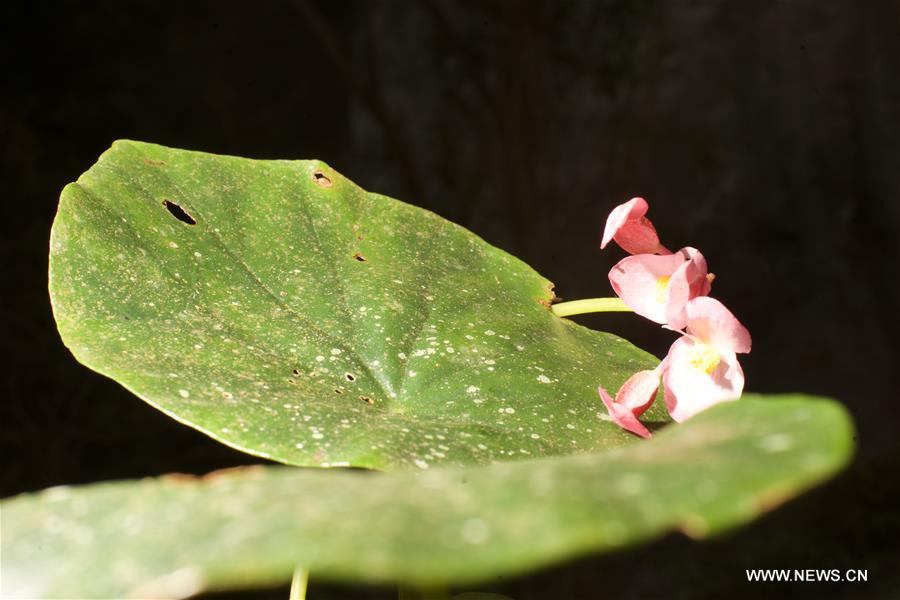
top-left (2, 1), bottom-right (899, 598)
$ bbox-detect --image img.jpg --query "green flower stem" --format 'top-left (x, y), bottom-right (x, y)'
top-left (551, 297), bottom-right (631, 318)
top-left (289, 566), bottom-right (309, 600)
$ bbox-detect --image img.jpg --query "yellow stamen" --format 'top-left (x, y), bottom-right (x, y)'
top-left (689, 344), bottom-right (721, 375)
top-left (655, 276), bottom-right (671, 303)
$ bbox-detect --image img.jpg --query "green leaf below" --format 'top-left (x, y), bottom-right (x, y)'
top-left (2, 395), bottom-right (854, 599)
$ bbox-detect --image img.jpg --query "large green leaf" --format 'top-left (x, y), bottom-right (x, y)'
top-left (2, 395), bottom-right (853, 599)
top-left (49, 140), bottom-right (664, 471)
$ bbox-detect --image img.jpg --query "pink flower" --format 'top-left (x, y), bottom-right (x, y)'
top-left (608, 247), bottom-right (712, 330)
top-left (597, 196), bottom-right (751, 435)
top-left (662, 297), bottom-right (751, 422)
top-left (600, 197), bottom-right (671, 255)
top-left (600, 297), bottom-right (751, 435)
top-left (598, 369), bottom-right (660, 438)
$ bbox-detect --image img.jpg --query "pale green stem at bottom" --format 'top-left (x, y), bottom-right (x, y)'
top-left (551, 297), bottom-right (631, 318)
top-left (289, 566), bottom-right (309, 600)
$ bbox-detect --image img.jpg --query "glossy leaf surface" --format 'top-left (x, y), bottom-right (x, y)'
top-left (49, 141), bottom-right (665, 470)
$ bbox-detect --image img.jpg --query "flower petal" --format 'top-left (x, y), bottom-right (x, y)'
top-left (663, 247), bottom-right (712, 331)
top-left (662, 336), bottom-right (744, 422)
top-left (684, 296), bottom-right (752, 354)
top-left (608, 253), bottom-right (688, 324)
top-left (616, 369), bottom-right (660, 414)
top-left (601, 197), bottom-right (669, 255)
top-left (601, 198), bottom-right (648, 249)
top-left (599, 386), bottom-right (652, 438)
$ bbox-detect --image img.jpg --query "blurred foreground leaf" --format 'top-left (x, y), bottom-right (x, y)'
top-left (2, 395), bottom-right (853, 599)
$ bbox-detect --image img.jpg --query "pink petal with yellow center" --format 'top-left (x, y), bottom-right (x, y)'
top-left (600, 197), bottom-right (670, 255)
top-left (684, 296), bottom-right (752, 354)
top-left (609, 253), bottom-right (687, 324)
top-left (609, 247), bottom-right (711, 328)
top-left (664, 247), bottom-right (712, 331)
top-left (662, 336), bottom-right (744, 422)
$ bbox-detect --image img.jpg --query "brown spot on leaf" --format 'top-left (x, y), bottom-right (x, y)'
top-left (353, 252), bottom-right (367, 262)
top-left (360, 395), bottom-right (374, 405)
top-left (313, 170), bottom-right (332, 187)
top-left (540, 282), bottom-right (558, 308)
top-left (143, 159), bottom-right (165, 167)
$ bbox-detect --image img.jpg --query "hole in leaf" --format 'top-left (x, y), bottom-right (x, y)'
top-left (345, 373), bottom-right (356, 382)
top-left (312, 171), bottom-right (332, 187)
top-left (360, 396), bottom-right (374, 405)
top-left (334, 388), bottom-right (344, 394)
top-left (287, 378), bottom-right (295, 384)
top-left (352, 252), bottom-right (367, 262)
top-left (292, 369), bottom-right (300, 376)
top-left (162, 200), bottom-right (197, 225)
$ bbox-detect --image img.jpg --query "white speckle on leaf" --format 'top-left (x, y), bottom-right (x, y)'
top-left (330, 348), bottom-right (342, 356)
top-left (168, 241), bottom-right (179, 248)
top-left (484, 330), bottom-right (496, 336)
top-left (466, 385), bottom-right (479, 394)
top-left (178, 389), bottom-right (190, 398)
top-left (618, 474), bottom-right (647, 495)
top-left (414, 459), bottom-right (429, 470)
top-left (537, 374), bottom-right (552, 384)
top-left (315, 355), bottom-right (325, 362)
top-left (760, 434), bottom-right (793, 453)
top-left (461, 518), bottom-right (490, 545)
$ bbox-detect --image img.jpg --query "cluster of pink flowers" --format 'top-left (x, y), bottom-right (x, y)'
top-left (599, 198), bottom-right (751, 438)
